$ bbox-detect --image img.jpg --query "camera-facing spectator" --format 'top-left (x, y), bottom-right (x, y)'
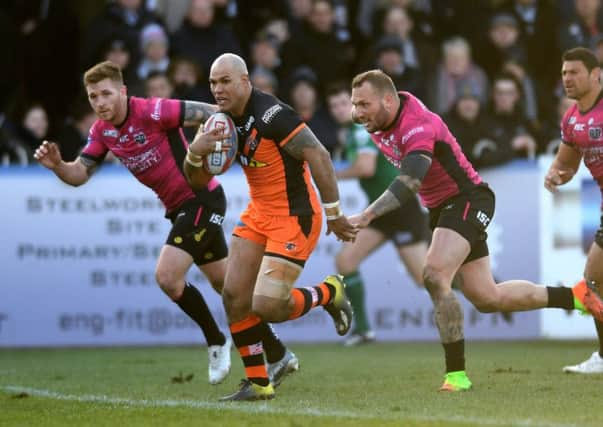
top-left (2, 102), bottom-right (49, 164)
top-left (287, 67), bottom-right (338, 155)
top-left (250, 32), bottom-right (284, 82)
top-left (137, 23), bottom-right (170, 80)
top-left (427, 36), bottom-right (489, 115)
top-left (443, 84), bottom-right (492, 168)
top-left (99, 36), bottom-right (143, 97)
top-left (144, 71), bottom-right (174, 99)
top-left (478, 13), bottom-right (529, 79)
top-left (373, 35), bottom-right (424, 97)
top-left (80, 0), bottom-right (163, 71)
top-left (250, 68), bottom-right (279, 96)
top-left (559, 0), bottom-right (603, 53)
top-left (282, 0), bottom-right (354, 93)
top-left (167, 57), bottom-right (211, 102)
top-left (170, 0), bottom-right (242, 80)
top-left (495, 0), bottom-right (560, 123)
top-left (479, 72), bottom-right (539, 166)
top-left (380, 5), bottom-right (438, 73)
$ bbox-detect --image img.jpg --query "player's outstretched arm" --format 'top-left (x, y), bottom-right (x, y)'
top-left (349, 152), bottom-right (431, 228)
top-left (182, 101), bottom-right (219, 127)
top-left (283, 126), bottom-right (357, 242)
top-left (34, 140), bottom-right (93, 186)
top-left (544, 142), bottom-right (582, 193)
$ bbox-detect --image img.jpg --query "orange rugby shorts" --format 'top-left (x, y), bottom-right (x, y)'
top-left (233, 204), bottom-right (322, 263)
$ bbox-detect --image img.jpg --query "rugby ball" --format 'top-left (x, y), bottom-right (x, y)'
top-left (203, 112), bottom-right (238, 175)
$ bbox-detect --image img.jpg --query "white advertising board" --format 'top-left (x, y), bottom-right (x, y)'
top-left (0, 163), bottom-right (541, 347)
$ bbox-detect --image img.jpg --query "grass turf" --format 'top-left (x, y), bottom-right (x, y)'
top-left (1, 341), bottom-right (602, 427)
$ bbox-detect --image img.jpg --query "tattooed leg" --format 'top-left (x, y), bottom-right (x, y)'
top-left (433, 291), bottom-right (464, 343)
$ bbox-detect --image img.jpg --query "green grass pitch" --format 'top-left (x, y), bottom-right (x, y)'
top-left (2, 340), bottom-right (602, 427)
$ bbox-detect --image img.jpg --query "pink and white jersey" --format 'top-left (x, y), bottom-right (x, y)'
top-left (561, 93), bottom-right (603, 205)
top-left (369, 92), bottom-right (481, 208)
top-left (82, 97), bottom-right (216, 212)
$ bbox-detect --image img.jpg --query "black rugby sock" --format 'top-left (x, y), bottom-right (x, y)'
top-left (176, 282), bottom-right (225, 346)
top-left (260, 322), bottom-right (286, 364)
top-left (595, 319), bottom-right (603, 358)
top-left (546, 286), bottom-right (574, 310)
top-left (443, 339), bottom-right (465, 372)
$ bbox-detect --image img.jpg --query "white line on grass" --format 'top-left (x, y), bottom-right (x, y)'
top-left (2, 385), bottom-right (577, 427)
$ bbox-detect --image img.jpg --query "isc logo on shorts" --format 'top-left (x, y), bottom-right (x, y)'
top-left (209, 213), bottom-right (224, 225)
top-left (476, 210), bottom-right (490, 227)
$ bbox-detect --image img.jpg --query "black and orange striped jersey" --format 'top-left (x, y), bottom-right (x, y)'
top-left (230, 88), bottom-right (321, 216)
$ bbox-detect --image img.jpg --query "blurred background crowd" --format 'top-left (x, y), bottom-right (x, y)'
top-left (0, 0), bottom-right (601, 170)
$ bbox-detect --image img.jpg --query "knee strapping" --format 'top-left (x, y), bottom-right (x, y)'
top-left (254, 257), bottom-right (301, 300)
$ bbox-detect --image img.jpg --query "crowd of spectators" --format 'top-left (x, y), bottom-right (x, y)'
top-left (1, 0), bottom-right (601, 170)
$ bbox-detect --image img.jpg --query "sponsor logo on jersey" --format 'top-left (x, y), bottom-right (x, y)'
top-left (119, 134), bottom-right (129, 143)
top-left (239, 156), bottom-right (267, 168)
top-left (134, 132), bottom-right (147, 145)
top-left (574, 123), bottom-right (585, 131)
top-left (589, 118), bottom-right (594, 125)
top-left (245, 134), bottom-right (259, 152)
top-left (402, 126), bottom-right (425, 144)
top-left (242, 116), bottom-right (255, 132)
top-left (589, 127), bottom-right (602, 140)
top-left (121, 147), bottom-right (161, 173)
top-left (261, 104), bottom-right (283, 124)
top-left (380, 134), bottom-right (395, 146)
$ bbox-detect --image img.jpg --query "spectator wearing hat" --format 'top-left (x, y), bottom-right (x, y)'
top-left (249, 32), bottom-right (284, 84)
top-left (495, 0), bottom-right (560, 124)
top-left (287, 67), bottom-right (338, 155)
top-left (99, 35), bottom-right (143, 97)
top-left (443, 83), bottom-right (495, 169)
top-left (373, 35), bottom-right (424, 97)
top-left (137, 23), bottom-right (170, 80)
top-left (477, 12), bottom-right (528, 78)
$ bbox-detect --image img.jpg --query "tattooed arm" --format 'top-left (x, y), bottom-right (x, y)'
top-left (182, 101), bottom-right (218, 127)
top-left (283, 126), bottom-right (357, 241)
top-left (283, 126), bottom-right (340, 204)
top-left (350, 152), bottom-right (431, 228)
top-left (34, 140), bottom-right (97, 186)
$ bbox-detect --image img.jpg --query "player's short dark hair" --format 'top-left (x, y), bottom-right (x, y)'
top-left (83, 61), bottom-right (123, 87)
top-left (351, 70), bottom-right (397, 96)
top-left (562, 47), bottom-right (600, 72)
